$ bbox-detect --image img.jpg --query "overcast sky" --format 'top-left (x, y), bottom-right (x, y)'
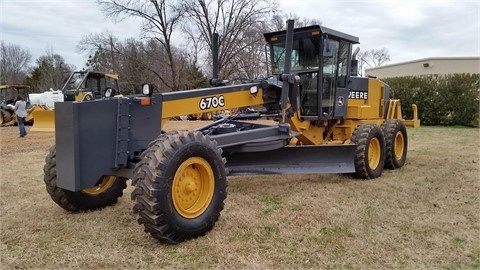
top-left (1, 0), bottom-right (479, 70)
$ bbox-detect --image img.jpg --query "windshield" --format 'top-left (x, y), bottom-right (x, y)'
top-left (270, 36), bottom-right (320, 74)
top-left (64, 72), bottom-right (86, 90)
top-left (0, 88), bottom-right (29, 105)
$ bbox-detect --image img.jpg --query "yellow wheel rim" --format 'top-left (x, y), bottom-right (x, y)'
top-left (394, 131), bottom-right (405, 160)
top-left (82, 176), bottom-right (116, 196)
top-left (368, 137), bottom-right (381, 170)
top-left (172, 157), bottom-right (215, 219)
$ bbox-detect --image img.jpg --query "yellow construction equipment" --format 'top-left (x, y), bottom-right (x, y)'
top-left (30, 71), bottom-right (120, 132)
top-left (43, 20), bottom-right (419, 243)
top-left (0, 85), bottom-right (53, 127)
top-left (29, 110), bottom-right (54, 132)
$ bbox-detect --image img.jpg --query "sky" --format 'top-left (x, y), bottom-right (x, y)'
top-left (1, 0), bottom-right (479, 70)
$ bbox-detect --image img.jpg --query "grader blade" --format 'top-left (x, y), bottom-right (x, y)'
top-left (30, 110), bottom-right (55, 132)
top-left (225, 144), bottom-right (356, 175)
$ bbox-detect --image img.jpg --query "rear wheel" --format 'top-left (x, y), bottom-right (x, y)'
top-left (381, 119), bottom-right (408, 169)
top-left (43, 145), bottom-right (127, 211)
top-left (351, 124), bottom-right (386, 179)
top-left (131, 131), bottom-right (227, 243)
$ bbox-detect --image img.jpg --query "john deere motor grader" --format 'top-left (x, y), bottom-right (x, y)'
top-left (30, 70), bottom-right (120, 132)
top-left (43, 20), bottom-right (419, 243)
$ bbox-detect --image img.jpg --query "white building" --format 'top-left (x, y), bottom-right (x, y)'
top-left (365, 57), bottom-right (480, 78)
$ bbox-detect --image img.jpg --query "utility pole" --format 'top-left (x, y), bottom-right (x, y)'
top-left (110, 36), bottom-right (116, 73)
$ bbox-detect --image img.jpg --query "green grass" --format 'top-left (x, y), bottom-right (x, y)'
top-left (0, 125), bottom-right (479, 269)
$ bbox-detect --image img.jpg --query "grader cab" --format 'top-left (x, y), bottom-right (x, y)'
top-left (43, 20), bottom-right (419, 243)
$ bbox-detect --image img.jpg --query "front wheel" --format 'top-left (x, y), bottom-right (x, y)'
top-left (351, 124), bottom-right (386, 179)
top-left (43, 145), bottom-right (128, 211)
top-left (131, 131), bottom-right (227, 243)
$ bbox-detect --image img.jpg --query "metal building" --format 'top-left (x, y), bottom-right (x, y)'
top-left (365, 57), bottom-right (480, 78)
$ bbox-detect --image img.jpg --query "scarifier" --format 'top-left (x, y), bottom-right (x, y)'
top-left (43, 20), bottom-right (420, 243)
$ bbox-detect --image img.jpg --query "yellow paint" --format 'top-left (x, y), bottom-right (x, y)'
top-left (160, 67), bottom-right (419, 149)
top-left (368, 137), bottom-right (381, 170)
top-left (404, 104), bottom-right (421, 127)
top-left (82, 176), bottom-right (116, 196)
top-left (30, 110), bottom-right (55, 132)
top-left (75, 92), bottom-right (93, 102)
top-left (172, 157), bottom-right (214, 219)
top-left (286, 77), bottom-right (392, 145)
top-left (286, 112), bottom-right (325, 145)
top-left (104, 73), bottom-right (119, 80)
top-left (347, 78), bottom-right (386, 120)
top-left (394, 131), bottom-right (405, 160)
top-left (162, 88), bottom-right (265, 119)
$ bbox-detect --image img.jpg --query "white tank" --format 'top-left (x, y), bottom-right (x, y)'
top-left (29, 89), bottom-right (64, 108)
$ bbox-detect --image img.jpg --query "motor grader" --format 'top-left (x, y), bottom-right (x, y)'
top-left (43, 20), bottom-right (420, 243)
top-left (0, 84), bottom-right (50, 126)
top-left (30, 70), bottom-right (120, 132)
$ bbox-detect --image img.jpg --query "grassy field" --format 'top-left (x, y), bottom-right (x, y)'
top-left (0, 122), bottom-right (479, 269)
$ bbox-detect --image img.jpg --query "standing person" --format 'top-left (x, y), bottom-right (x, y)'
top-left (13, 95), bottom-right (27, 137)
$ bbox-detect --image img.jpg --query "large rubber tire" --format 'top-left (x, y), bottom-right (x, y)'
top-left (201, 112), bottom-right (213, 120)
top-left (43, 145), bottom-right (128, 212)
top-left (0, 109), bottom-right (12, 124)
top-left (351, 124), bottom-right (386, 179)
top-left (131, 131), bottom-right (227, 243)
top-left (83, 94), bottom-right (93, 101)
top-left (381, 119), bottom-right (408, 169)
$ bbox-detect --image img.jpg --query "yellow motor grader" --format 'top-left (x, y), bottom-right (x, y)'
top-left (42, 20), bottom-right (420, 243)
top-left (30, 70), bottom-right (120, 132)
top-left (0, 85), bottom-right (51, 127)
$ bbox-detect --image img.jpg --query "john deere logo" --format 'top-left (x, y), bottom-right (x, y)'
top-left (337, 96), bottom-right (344, 106)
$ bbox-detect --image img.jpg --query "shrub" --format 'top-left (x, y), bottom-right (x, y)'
top-left (384, 74), bottom-right (479, 127)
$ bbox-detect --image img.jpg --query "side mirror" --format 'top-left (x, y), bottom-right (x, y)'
top-left (323, 40), bottom-right (335, 57)
top-left (142, 84), bottom-right (154, 96)
top-left (104, 88), bottom-right (116, 97)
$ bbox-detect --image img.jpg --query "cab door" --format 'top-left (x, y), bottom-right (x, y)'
top-left (320, 38), bottom-right (351, 120)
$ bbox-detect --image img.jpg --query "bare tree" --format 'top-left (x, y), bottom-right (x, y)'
top-left (95, 0), bottom-right (183, 90)
top-left (78, 30), bottom-right (200, 93)
top-left (269, 13), bottom-right (322, 31)
top-left (179, 0), bottom-right (279, 79)
top-left (77, 31), bottom-right (120, 72)
top-left (358, 48), bottom-right (391, 76)
top-left (0, 41), bottom-right (32, 84)
top-left (25, 48), bottom-right (73, 92)
top-left (119, 38), bottom-right (178, 93)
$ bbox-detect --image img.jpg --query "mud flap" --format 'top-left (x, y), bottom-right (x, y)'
top-left (225, 144), bottom-right (356, 175)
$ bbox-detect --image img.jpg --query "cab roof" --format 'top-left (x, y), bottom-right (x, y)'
top-left (0, 85), bottom-right (31, 90)
top-left (264, 25), bottom-right (360, 44)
